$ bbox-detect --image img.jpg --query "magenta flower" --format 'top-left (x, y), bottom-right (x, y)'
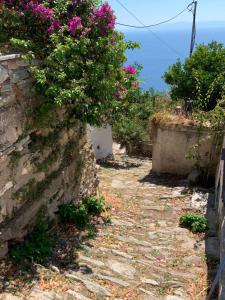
top-left (67, 16), bottom-right (82, 33)
top-left (23, 1), bottom-right (54, 21)
top-left (47, 20), bottom-right (61, 34)
top-left (92, 2), bottom-right (116, 35)
top-left (122, 65), bottom-right (137, 75)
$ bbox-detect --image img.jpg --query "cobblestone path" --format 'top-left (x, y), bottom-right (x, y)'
top-left (0, 155), bottom-right (209, 300)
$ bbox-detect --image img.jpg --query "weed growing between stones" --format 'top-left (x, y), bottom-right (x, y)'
top-left (83, 195), bottom-right (110, 216)
top-left (179, 213), bottom-right (208, 233)
top-left (57, 195), bottom-right (111, 229)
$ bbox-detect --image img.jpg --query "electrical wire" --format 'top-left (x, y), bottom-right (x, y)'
top-left (115, 0), bottom-right (189, 58)
top-left (116, 2), bottom-right (194, 29)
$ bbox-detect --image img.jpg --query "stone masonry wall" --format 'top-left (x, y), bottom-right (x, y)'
top-left (0, 54), bottom-right (98, 258)
top-left (216, 136), bottom-right (225, 300)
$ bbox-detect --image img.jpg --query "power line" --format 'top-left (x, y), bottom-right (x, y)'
top-left (117, 2), bottom-right (194, 29)
top-left (115, 0), bottom-right (188, 58)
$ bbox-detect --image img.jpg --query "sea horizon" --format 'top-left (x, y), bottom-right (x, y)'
top-left (124, 24), bottom-right (225, 91)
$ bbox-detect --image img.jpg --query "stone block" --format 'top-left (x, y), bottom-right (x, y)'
top-left (0, 65), bottom-right (9, 84)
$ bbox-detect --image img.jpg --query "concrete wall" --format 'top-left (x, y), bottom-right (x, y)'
top-left (151, 122), bottom-right (220, 176)
top-left (87, 125), bottom-right (113, 160)
top-left (0, 54), bottom-right (98, 258)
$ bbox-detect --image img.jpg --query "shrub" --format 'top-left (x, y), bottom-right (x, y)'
top-left (0, 0), bottom-right (139, 126)
top-left (113, 88), bottom-right (165, 148)
top-left (179, 213), bottom-right (208, 233)
top-left (83, 195), bottom-right (110, 216)
top-left (9, 223), bottom-right (53, 263)
top-left (57, 195), bottom-right (109, 228)
top-left (164, 42), bottom-right (225, 111)
top-left (57, 202), bottom-right (90, 229)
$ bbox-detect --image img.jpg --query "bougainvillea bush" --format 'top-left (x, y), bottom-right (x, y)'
top-left (0, 0), bottom-right (139, 125)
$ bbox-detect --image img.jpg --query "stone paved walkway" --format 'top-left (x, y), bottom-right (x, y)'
top-left (0, 155), bottom-right (209, 300)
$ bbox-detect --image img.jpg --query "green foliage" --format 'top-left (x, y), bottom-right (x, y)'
top-left (86, 224), bottom-right (97, 239)
top-left (113, 88), bottom-right (167, 148)
top-left (103, 216), bottom-right (112, 225)
top-left (83, 195), bottom-right (110, 216)
top-left (10, 223), bottom-right (53, 263)
top-left (57, 202), bottom-right (90, 229)
top-left (179, 213), bottom-right (208, 233)
top-left (164, 42), bottom-right (225, 111)
top-left (0, 1), bottom-right (139, 125)
top-left (57, 195), bottom-right (109, 228)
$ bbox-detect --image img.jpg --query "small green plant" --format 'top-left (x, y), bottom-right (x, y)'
top-left (9, 223), bottom-right (53, 263)
top-left (57, 203), bottom-right (90, 229)
top-left (103, 216), bottom-right (112, 225)
top-left (86, 224), bottom-right (97, 239)
top-left (179, 213), bottom-right (208, 233)
top-left (57, 196), bottom-right (110, 230)
top-left (83, 195), bottom-right (110, 216)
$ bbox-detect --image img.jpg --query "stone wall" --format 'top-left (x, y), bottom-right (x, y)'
top-left (215, 136), bottom-right (225, 299)
top-left (151, 122), bottom-right (221, 176)
top-left (0, 54), bottom-right (98, 258)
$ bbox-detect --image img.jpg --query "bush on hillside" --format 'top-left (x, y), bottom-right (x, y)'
top-left (164, 42), bottom-right (225, 111)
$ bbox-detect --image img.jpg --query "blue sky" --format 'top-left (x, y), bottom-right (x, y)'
top-left (108, 0), bottom-right (225, 31)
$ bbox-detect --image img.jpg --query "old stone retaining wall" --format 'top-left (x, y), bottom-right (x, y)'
top-left (151, 122), bottom-right (221, 176)
top-left (215, 136), bottom-right (225, 299)
top-left (0, 54), bottom-right (98, 257)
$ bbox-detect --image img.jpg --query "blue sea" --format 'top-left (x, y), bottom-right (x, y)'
top-left (125, 26), bottom-right (225, 91)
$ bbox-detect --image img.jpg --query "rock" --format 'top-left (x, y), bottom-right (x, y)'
top-left (66, 290), bottom-right (91, 300)
top-left (66, 274), bottom-right (111, 297)
top-left (0, 65), bottom-right (9, 84)
top-left (0, 182), bottom-right (13, 197)
top-left (139, 288), bottom-right (157, 299)
top-left (96, 274), bottom-right (130, 287)
top-left (111, 249), bottom-right (133, 260)
top-left (50, 265), bottom-right (60, 273)
top-left (107, 259), bottom-right (136, 279)
top-left (78, 255), bottom-right (105, 267)
top-left (188, 169), bottom-right (201, 185)
top-left (29, 287), bottom-right (60, 300)
top-left (191, 191), bottom-right (208, 211)
top-left (141, 278), bottom-right (159, 286)
top-left (82, 280), bottom-right (111, 297)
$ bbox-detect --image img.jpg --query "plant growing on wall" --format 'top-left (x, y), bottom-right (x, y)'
top-left (0, 0), bottom-right (139, 125)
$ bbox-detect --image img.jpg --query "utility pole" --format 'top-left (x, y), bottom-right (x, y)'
top-left (190, 1), bottom-right (197, 57)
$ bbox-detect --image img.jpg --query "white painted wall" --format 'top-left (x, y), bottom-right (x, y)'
top-left (87, 125), bottom-right (113, 160)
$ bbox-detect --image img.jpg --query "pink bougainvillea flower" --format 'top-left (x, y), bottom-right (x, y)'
top-left (23, 1), bottom-right (54, 21)
top-left (47, 19), bottom-right (61, 34)
top-left (122, 65), bottom-right (137, 75)
top-left (92, 2), bottom-right (116, 35)
top-left (67, 16), bottom-right (82, 33)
